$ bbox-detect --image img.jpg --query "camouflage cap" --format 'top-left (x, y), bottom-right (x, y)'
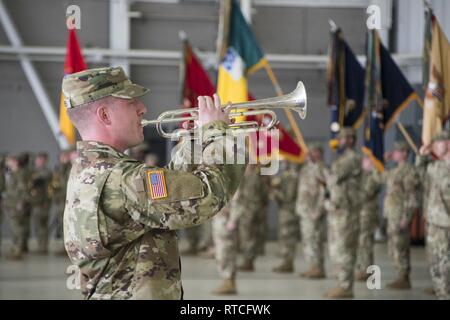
top-left (431, 130), bottom-right (450, 142)
top-left (62, 66), bottom-right (149, 108)
top-left (393, 141), bottom-right (409, 151)
top-left (337, 127), bottom-right (356, 138)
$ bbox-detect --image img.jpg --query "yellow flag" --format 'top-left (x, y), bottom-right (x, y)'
top-left (422, 18), bottom-right (450, 144)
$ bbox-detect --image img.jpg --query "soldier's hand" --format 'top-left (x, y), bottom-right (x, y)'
top-left (419, 144), bottom-right (431, 156)
top-left (399, 216), bottom-right (408, 232)
top-left (226, 220), bottom-right (237, 231)
top-left (196, 94), bottom-right (230, 127)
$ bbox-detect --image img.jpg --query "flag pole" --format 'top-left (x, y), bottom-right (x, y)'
top-left (263, 62), bottom-right (308, 153)
top-left (396, 121), bottom-right (419, 155)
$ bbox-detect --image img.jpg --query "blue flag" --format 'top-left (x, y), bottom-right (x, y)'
top-left (363, 30), bottom-right (420, 172)
top-left (327, 28), bottom-right (365, 149)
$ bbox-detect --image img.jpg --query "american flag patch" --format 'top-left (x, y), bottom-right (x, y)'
top-left (146, 170), bottom-right (168, 200)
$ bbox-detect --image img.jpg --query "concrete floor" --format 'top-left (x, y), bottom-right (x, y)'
top-left (0, 239), bottom-right (435, 300)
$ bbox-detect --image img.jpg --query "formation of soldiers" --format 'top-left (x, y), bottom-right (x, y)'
top-left (1, 126), bottom-right (449, 299)
top-left (181, 127), bottom-right (450, 300)
top-left (0, 150), bottom-right (75, 260)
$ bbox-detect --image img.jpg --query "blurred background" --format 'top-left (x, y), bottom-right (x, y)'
top-left (0, 0), bottom-right (448, 299)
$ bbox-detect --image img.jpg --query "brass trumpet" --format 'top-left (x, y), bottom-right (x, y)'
top-left (141, 81), bottom-right (307, 139)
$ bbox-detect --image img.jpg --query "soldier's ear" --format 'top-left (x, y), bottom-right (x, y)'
top-left (96, 105), bottom-right (112, 125)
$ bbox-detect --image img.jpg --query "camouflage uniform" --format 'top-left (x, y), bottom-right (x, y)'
top-left (416, 131), bottom-right (450, 299)
top-left (0, 156), bottom-right (5, 254)
top-left (236, 167), bottom-right (270, 268)
top-left (4, 163), bottom-right (31, 257)
top-left (182, 220), bottom-right (212, 255)
top-left (271, 162), bottom-right (299, 268)
top-left (212, 203), bottom-right (238, 280)
top-left (30, 166), bottom-right (52, 252)
top-left (327, 145), bottom-right (362, 292)
top-left (62, 67), bottom-right (244, 300)
top-left (50, 160), bottom-right (72, 245)
top-left (355, 169), bottom-right (382, 277)
top-left (296, 156), bottom-right (328, 275)
top-left (383, 159), bottom-right (419, 281)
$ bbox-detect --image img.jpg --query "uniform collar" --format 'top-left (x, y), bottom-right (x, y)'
top-left (77, 140), bottom-right (127, 159)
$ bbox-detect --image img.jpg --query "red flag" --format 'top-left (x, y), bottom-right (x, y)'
top-left (181, 40), bottom-right (215, 107)
top-left (246, 109), bottom-right (305, 164)
top-left (180, 39), bottom-right (305, 164)
top-left (59, 29), bottom-right (87, 146)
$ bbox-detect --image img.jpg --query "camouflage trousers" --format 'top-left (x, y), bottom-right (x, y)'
top-left (301, 214), bottom-right (325, 269)
top-left (328, 208), bottom-right (359, 290)
top-left (277, 206), bottom-right (299, 262)
top-left (184, 220), bottom-right (213, 252)
top-left (426, 223), bottom-right (450, 300)
top-left (256, 208), bottom-right (267, 255)
top-left (238, 207), bottom-right (260, 262)
top-left (184, 225), bottom-right (201, 251)
top-left (32, 202), bottom-right (50, 251)
top-left (212, 213), bottom-right (238, 279)
top-left (6, 205), bottom-right (29, 254)
top-left (387, 224), bottom-right (411, 276)
top-left (355, 205), bottom-right (378, 274)
top-left (0, 202), bottom-right (2, 252)
top-left (53, 201), bottom-right (65, 244)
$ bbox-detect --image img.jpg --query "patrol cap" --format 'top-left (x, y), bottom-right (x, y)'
top-left (308, 142), bottom-right (323, 152)
top-left (62, 66), bottom-right (149, 108)
top-left (337, 127), bottom-right (356, 138)
top-left (431, 130), bottom-right (450, 143)
top-left (392, 141), bottom-right (409, 152)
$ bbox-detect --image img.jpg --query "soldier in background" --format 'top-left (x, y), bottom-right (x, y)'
top-left (383, 141), bottom-right (420, 290)
top-left (0, 155), bottom-right (5, 256)
top-left (18, 153), bottom-right (32, 253)
top-left (50, 150), bottom-right (72, 254)
top-left (417, 130), bottom-right (450, 299)
top-left (324, 127), bottom-right (362, 299)
top-left (30, 152), bottom-right (52, 254)
top-left (4, 154), bottom-right (31, 260)
top-left (211, 202), bottom-right (238, 295)
top-left (270, 159), bottom-right (299, 273)
top-left (354, 155), bottom-right (382, 281)
top-left (296, 142), bottom-right (328, 279)
top-left (237, 164), bottom-right (270, 271)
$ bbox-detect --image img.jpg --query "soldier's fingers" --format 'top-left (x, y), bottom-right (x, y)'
top-left (198, 96), bottom-right (206, 111)
top-left (213, 94), bottom-right (221, 110)
top-left (204, 96), bottom-right (214, 110)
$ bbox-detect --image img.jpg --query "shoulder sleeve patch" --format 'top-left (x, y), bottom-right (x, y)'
top-left (143, 169), bottom-right (205, 203)
top-left (146, 170), bottom-right (168, 200)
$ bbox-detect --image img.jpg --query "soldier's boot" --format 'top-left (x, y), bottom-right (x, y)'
top-left (386, 274), bottom-right (411, 290)
top-left (238, 259), bottom-right (254, 272)
top-left (423, 287), bottom-right (435, 296)
top-left (323, 287), bottom-right (354, 299)
top-left (198, 246), bottom-right (215, 259)
top-left (272, 260), bottom-right (294, 273)
top-left (300, 266), bottom-right (325, 279)
top-left (54, 248), bottom-right (67, 256)
top-left (6, 248), bottom-right (23, 261)
top-left (212, 279), bottom-right (237, 295)
top-left (36, 247), bottom-right (48, 255)
top-left (354, 270), bottom-right (370, 282)
top-left (180, 247), bottom-right (198, 256)
top-left (21, 241), bottom-right (29, 254)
